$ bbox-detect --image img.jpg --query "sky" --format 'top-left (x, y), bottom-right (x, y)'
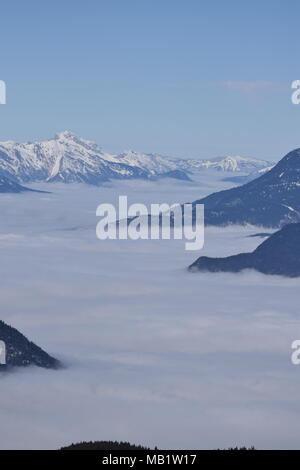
top-left (0, 0), bottom-right (299, 159)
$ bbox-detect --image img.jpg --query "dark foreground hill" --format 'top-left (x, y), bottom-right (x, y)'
top-left (189, 223), bottom-right (300, 277)
top-left (0, 320), bottom-right (60, 369)
top-left (61, 441), bottom-right (151, 450)
top-left (191, 148), bottom-right (300, 227)
top-left (60, 440), bottom-right (255, 451)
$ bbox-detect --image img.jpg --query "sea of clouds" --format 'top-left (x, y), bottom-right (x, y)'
top-left (0, 172), bottom-right (300, 450)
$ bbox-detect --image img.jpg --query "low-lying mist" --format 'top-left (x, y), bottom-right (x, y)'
top-left (0, 175), bottom-right (299, 450)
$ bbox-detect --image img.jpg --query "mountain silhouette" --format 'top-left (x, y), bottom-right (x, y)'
top-left (189, 223), bottom-right (300, 277)
top-left (0, 320), bottom-right (60, 369)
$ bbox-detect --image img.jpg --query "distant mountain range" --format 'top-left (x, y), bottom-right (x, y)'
top-left (0, 320), bottom-right (60, 369)
top-left (177, 155), bottom-right (272, 173)
top-left (191, 148), bottom-right (300, 227)
top-left (0, 131), bottom-right (272, 186)
top-left (189, 223), bottom-right (300, 278)
top-left (222, 164), bottom-right (275, 184)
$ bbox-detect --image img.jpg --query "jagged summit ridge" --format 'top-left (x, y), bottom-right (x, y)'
top-left (0, 131), bottom-right (272, 185)
top-left (0, 319), bottom-right (60, 369)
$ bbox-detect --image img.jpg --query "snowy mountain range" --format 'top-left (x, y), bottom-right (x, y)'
top-left (0, 131), bottom-right (272, 186)
top-left (175, 155), bottom-right (272, 173)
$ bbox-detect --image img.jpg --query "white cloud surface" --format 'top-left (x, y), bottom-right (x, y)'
top-left (0, 174), bottom-right (300, 450)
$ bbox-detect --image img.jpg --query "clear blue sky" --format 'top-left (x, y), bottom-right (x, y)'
top-left (0, 0), bottom-right (299, 160)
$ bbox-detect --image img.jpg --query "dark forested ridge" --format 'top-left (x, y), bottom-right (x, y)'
top-left (0, 320), bottom-right (60, 369)
top-left (189, 223), bottom-right (300, 277)
top-left (60, 441), bottom-right (255, 451)
top-left (61, 441), bottom-right (152, 450)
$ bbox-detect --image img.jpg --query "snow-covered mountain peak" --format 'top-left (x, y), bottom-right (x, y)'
top-left (55, 130), bottom-right (78, 141)
top-left (0, 131), bottom-right (274, 185)
top-left (54, 130), bottom-right (101, 152)
top-left (200, 155), bottom-right (271, 172)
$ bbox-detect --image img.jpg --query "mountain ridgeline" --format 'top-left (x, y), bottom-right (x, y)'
top-left (192, 148), bottom-right (300, 228)
top-left (0, 131), bottom-right (271, 186)
top-left (189, 223), bottom-right (300, 277)
top-left (60, 440), bottom-right (254, 451)
top-left (61, 441), bottom-right (152, 450)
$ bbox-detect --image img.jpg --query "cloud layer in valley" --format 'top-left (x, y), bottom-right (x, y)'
top-left (0, 174), bottom-right (300, 450)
